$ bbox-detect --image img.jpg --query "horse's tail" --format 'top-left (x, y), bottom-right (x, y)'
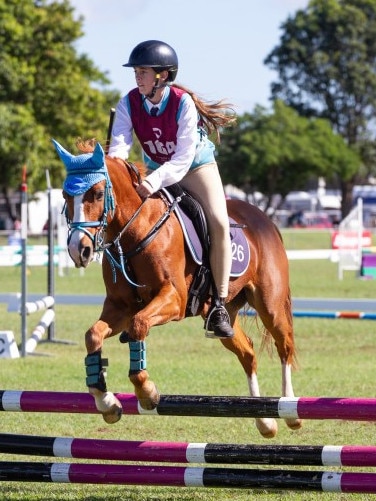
top-left (283, 286), bottom-right (299, 370)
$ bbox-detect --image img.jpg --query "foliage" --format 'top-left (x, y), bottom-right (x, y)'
top-left (264, 0), bottom-right (376, 215)
top-left (0, 0), bottom-right (121, 196)
top-left (217, 100), bottom-right (359, 209)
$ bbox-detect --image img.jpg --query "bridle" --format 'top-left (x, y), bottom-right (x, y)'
top-left (64, 184), bottom-right (113, 256)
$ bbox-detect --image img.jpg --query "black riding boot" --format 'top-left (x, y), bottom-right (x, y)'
top-left (205, 298), bottom-right (234, 339)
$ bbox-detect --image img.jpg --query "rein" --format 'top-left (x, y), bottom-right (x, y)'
top-left (101, 193), bottom-right (180, 287)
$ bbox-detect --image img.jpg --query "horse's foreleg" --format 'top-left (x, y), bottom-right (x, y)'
top-left (127, 341), bottom-right (160, 410)
top-left (128, 284), bottom-right (183, 342)
top-left (85, 320), bottom-right (122, 424)
top-left (124, 284), bottom-right (182, 408)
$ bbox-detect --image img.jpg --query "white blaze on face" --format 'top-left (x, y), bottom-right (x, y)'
top-left (68, 194), bottom-right (86, 262)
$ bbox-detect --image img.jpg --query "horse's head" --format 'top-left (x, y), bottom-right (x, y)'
top-left (52, 139), bottom-right (115, 268)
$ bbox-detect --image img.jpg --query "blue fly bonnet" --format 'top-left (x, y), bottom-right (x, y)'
top-left (52, 139), bottom-right (115, 217)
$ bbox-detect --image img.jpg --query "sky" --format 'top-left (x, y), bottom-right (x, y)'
top-left (69, 0), bottom-right (309, 114)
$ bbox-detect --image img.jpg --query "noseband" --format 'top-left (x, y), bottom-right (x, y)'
top-left (65, 215), bottom-right (107, 251)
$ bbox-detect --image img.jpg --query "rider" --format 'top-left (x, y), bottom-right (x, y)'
top-left (108, 40), bottom-right (236, 339)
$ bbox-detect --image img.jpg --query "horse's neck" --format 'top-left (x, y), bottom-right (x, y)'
top-left (106, 161), bottom-right (163, 240)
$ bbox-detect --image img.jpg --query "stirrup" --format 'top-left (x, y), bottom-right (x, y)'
top-left (204, 305), bottom-right (234, 339)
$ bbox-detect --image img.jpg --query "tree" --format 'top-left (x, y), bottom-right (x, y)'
top-left (217, 100), bottom-right (359, 210)
top-left (264, 0), bottom-right (376, 217)
top-left (0, 0), bottom-right (121, 221)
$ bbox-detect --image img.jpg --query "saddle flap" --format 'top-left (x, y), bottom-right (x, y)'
top-left (162, 187), bottom-right (250, 277)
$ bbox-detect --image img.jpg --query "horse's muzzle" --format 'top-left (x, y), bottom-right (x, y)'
top-left (79, 242), bottom-right (94, 267)
top-left (68, 239), bottom-right (94, 268)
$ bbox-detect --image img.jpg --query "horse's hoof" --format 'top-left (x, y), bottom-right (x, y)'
top-left (89, 389), bottom-right (123, 423)
top-left (102, 404), bottom-right (123, 424)
top-left (137, 386), bottom-right (160, 410)
top-left (259, 429), bottom-right (278, 439)
top-left (255, 418), bottom-right (278, 438)
top-left (285, 418), bottom-right (303, 430)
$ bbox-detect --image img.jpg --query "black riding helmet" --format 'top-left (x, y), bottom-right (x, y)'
top-left (123, 40), bottom-right (178, 83)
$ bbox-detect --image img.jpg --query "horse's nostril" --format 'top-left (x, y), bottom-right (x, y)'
top-left (82, 246), bottom-right (92, 261)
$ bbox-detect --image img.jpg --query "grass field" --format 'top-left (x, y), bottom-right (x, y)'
top-left (0, 229), bottom-right (375, 500)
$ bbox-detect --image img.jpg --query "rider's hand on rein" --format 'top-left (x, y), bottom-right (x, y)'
top-left (135, 180), bottom-right (153, 200)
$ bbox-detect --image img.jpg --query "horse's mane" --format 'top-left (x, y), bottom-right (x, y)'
top-left (75, 138), bottom-right (147, 177)
top-left (76, 138), bottom-right (98, 153)
top-left (172, 83), bottom-right (237, 143)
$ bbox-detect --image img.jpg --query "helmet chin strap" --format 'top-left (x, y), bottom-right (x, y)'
top-left (146, 73), bottom-right (168, 99)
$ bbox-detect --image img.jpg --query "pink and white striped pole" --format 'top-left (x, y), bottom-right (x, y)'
top-left (1, 432), bottom-right (376, 467)
top-left (1, 390), bottom-right (376, 421)
top-left (0, 461), bottom-right (376, 492)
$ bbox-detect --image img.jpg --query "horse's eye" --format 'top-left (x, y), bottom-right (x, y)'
top-left (96, 190), bottom-right (105, 201)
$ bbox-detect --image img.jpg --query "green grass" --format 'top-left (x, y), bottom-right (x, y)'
top-left (282, 228), bottom-right (335, 250)
top-left (0, 230), bottom-right (375, 500)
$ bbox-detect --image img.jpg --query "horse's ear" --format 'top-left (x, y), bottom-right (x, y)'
top-left (92, 142), bottom-right (105, 168)
top-left (51, 139), bottom-right (75, 168)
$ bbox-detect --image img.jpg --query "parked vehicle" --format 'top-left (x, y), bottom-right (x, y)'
top-left (287, 211), bottom-right (333, 228)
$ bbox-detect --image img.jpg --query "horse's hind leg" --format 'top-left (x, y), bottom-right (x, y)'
top-left (221, 317), bottom-right (278, 438)
top-left (251, 289), bottom-right (302, 432)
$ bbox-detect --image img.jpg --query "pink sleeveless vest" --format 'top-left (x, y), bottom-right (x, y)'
top-left (128, 87), bottom-right (185, 165)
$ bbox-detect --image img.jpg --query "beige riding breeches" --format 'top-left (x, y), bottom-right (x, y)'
top-left (180, 162), bottom-right (231, 299)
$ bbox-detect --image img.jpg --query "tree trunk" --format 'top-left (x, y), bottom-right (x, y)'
top-left (340, 177), bottom-right (356, 220)
top-left (1, 185), bottom-right (18, 226)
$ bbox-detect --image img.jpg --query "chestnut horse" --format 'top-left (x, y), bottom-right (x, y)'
top-left (53, 139), bottom-right (301, 438)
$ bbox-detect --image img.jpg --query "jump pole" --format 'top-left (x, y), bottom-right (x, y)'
top-left (1, 461), bottom-right (376, 492)
top-left (45, 170), bottom-right (55, 342)
top-left (245, 311), bottom-right (376, 320)
top-left (293, 311), bottom-right (376, 320)
top-left (1, 390), bottom-right (376, 421)
top-left (20, 165), bottom-right (28, 358)
top-left (42, 170), bottom-right (75, 349)
top-left (1, 432), bottom-right (376, 467)
top-left (24, 308), bottom-right (55, 354)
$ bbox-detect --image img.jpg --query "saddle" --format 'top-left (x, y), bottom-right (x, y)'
top-left (163, 184), bottom-right (250, 317)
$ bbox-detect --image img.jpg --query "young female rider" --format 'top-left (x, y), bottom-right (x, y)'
top-left (108, 40), bottom-right (236, 339)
